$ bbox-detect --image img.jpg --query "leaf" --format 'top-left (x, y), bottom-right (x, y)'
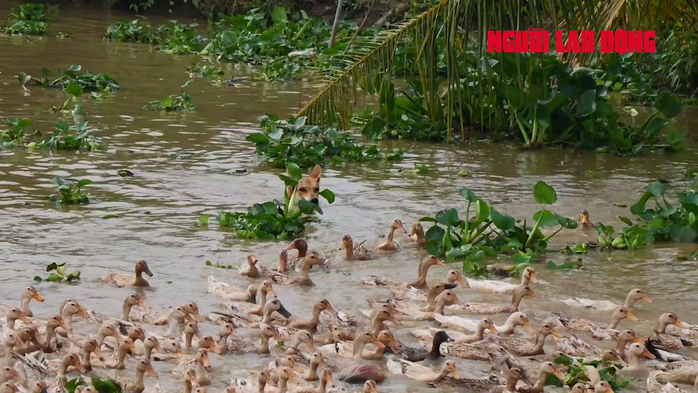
top-left (298, 199), bottom-right (321, 215)
top-left (286, 163), bottom-right (303, 181)
top-left (271, 6), bottom-right (288, 26)
top-left (246, 133), bottom-right (270, 144)
top-left (76, 179), bottom-right (92, 188)
top-left (46, 274), bottom-right (62, 282)
top-left (33, 276), bottom-right (42, 282)
top-left (475, 200), bottom-right (490, 223)
top-left (435, 209), bottom-right (458, 226)
top-left (46, 262), bottom-right (58, 272)
top-left (545, 260), bottom-right (582, 270)
top-left (533, 181), bottom-right (557, 205)
top-left (533, 210), bottom-right (559, 227)
top-left (490, 208), bottom-right (516, 231)
top-left (458, 188), bottom-right (477, 203)
top-left (68, 65), bottom-right (82, 72)
top-left (655, 91), bottom-right (682, 119)
top-left (645, 182), bottom-right (666, 197)
top-left (66, 271), bottom-right (81, 281)
top-left (670, 225), bottom-right (697, 243)
top-left (65, 83), bottom-right (84, 98)
top-left (318, 189), bottom-right (335, 204)
top-left (577, 90), bottom-right (597, 115)
top-left (199, 215), bottom-right (209, 225)
top-left (630, 192), bottom-right (653, 215)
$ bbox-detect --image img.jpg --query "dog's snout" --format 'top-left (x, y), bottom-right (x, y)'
top-left (310, 198), bottom-right (319, 205)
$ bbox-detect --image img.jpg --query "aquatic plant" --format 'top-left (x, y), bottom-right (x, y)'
top-left (420, 182), bottom-right (577, 276)
top-left (552, 355), bottom-right (631, 390)
top-left (246, 115), bottom-right (403, 169)
top-left (19, 65), bottom-right (120, 93)
top-left (33, 262), bottom-right (81, 283)
top-left (1, 3), bottom-right (57, 35)
top-left (105, 19), bottom-right (206, 54)
top-left (142, 92), bottom-right (196, 112)
top-left (203, 163), bottom-right (335, 240)
top-left (205, 261), bottom-right (234, 269)
top-left (0, 118), bottom-right (104, 151)
top-left (65, 376), bottom-right (121, 393)
top-left (0, 118), bottom-right (40, 148)
top-left (48, 177), bottom-right (92, 205)
top-left (3, 20), bottom-right (47, 35)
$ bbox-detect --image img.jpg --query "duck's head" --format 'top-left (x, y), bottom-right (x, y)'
top-left (292, 330), bottom-right (315, 352)
top-left (278, 355), bottom-right (297, 369)
top-left (310, 352), bottom-right (324, 367)
top-left (64, 353), bottom-right (86, 373)
top-left (198, 336), bottom-right (222, 354)
top-left (125, 293), bottom-right (147, 309)
top-left (30, 381), bottom-right (48, 393)
top-left (259, 323), bottom-right (281, 341)
top-left (8, 308), bottom-right (30, 324)
top-left (423, 255), bottom-right (446, 268)
top-left (63, 301), bottom-right (89, 319)
top-left (511, 312), bottom-right (533, 334)
top-left (121, 337), bottom-right (136, 355)
top-left (594, 381), bottom-right (613, 393)
top-left (377, 330), bottom-right (399, 350)
top-left (540, 361), bottom-right (564, 380)
top-left (99, 324), bottom-right (120, 339)
top-left (446, 270), bottom-right (467, 286)
top-left (516, 285), bottom-right (538, 299)
top-left (433, 330), bottom-right (454, 344)
top-left (245, 285), bottom-right (257, 303)
top-left (280, 367), bottom-right (298, 384)
top-left (628, 342), bottom-right (655, 359)
top-left (579, 210), bottom-right (590, 226)
top-left (220, 323), bottom-right (236, 337)
top-left (321, 369), bottom-right (334, 388)
top-left (363, 380), bottom-right (377, 393)
top-left (507, 367), bottom-right (530, 385)
top-left (286, 239), bottom-right (308, 256)
top-left (601, 349), bottom-right (626, 366)
top-left (540, 323), bottom-right (562, 338)
top-left (186, 369), bottom-right (198, 387)
top-left (246, 255), bottom-right (258, 267)
top-left (225, 388), bottom-right (239, 393)
top-left (318, 299), bottom-right (338, 315)
top-left (83, 338), bottom-right (103, 359)
top-left (137, 359), bottom-right (158, 378)
top-left (0, 366), bottom-right (22, 384)
top-left (163, 339), bottom-right (183, 355)
top-left (182, 302), bottom-right (202, 322)
top-left (613, 307), bottom-right (638, 322)
top-left (479, 317), bottom-right (499, 335)
top-left (0, 383), bottom-right (19, 393)
top-left (628, 288), bottom-right (652, 304)
top-left (128, 326), bottom-right (146, 342)
top-left (375, 309), bottom-right (402, 326)
top-left (435, 289), bottom-right (461, 306)
top-left (658, 312), bottom-right (685, 330)
top-left (197, 348), bottom-right (211, 368)
top-left (523, 267), bottom-right (537, 284)
top-left (378, 303), bottom-right (403, 316)
top-left (410, 222), bottom-right (424, 236)
top-left (304, 254), bottom-right (322, 267)
top-left (357, 332), bottom-right (384, 349)
top-left (22, 286), bottom-right (44, 302)
top-left (341, 235), bottom-right (353, 250)
top-left (266, 299), bottom-right (292, 319)
top-left (4, 332), bottom-right (22, 349)
top-left (442, 360), bottom-right (459, 378)
top-left (571, 383), bottom-right (589, 393)
top-left (390, 219), bottom-right (407, 233)
top-left (619, 329), bottom-right (642, 344)
top-left (260, 280), bottom-right (275, 298)
top-left (185, 322), bottom-right (202, 339)
top-left (135, 260), bottom-right (153, 277)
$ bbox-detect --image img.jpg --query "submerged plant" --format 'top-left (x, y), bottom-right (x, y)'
top-left (48, 177), bottom-right (92, 205)
top-left (34, 262), bottom-right (81, 283)
top-left (247, 115), bottom-right (402, 169)
top-left (143, 92), bottom-right (196, 112)
top-left (205, 163), bottom-right (334, 240)
top-left (19, 65), bottom-right (120, 93)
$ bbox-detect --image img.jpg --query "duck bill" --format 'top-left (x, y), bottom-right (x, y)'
top-left (74, 361), bottom-right (87, 373)
top-left (397, 224), bottom-right (407, 233)
top-left (523, 321), bottom-right (534, 334)
top-left (10, 369), bottom-right (24, 383)
top-left (631, 335), bottom-right (643, 343)
top-left (210, 341), bottom-right (223, 354)
top-left (641, 295), bottom-right (653, 304)
top-left (434, 258), bottom-right (446, 267)
top-left (183, 313), bottom-right (196, 323)
top-left (202, 354), bottom-right (211, 368)
top-left (32, 292), bottom-right (45, 302)
top-left (138, 299), bottom-right (148, 309)
top-left (528, 272), bottom-right (538, 284)
top-left (626, 312), bottom-right (639, 322)
top-left (581, 214), bottom-right (589, 225)
top-left (372, 338), bottom-right (386, 349)
top-left (193, 311), bottom-right (203, 323)
top-left (642, 348), bottom-right (656, 359)
top-left (306, 340), bottom-right (316, 352)
top-left (389, 315), bottom-right (403, 326)
top-left (288, 371), bottom-right (299, 384)
top-left (388, 338), bottom-right (400, 350)
top-left (147, 366), bottom-right (158, 378)
top-left (604, 387), bottom-right (614, 393)
top-left (266, 289), bottom-right (276, 299)
top-left (674, 319), bottom-right (686, 329)
top-left (551, 329), bottom-right (563, 339)
top-left (527, 290), bottom-right (539, 299)
top-left (389, 308), bottom-right (404, 316)
top-left (277, 305), bottom-right (292, 319)
top-left (18, 314), bottom-right (31, 323)
top-left (340, 241), bottom-right (348, 250)
top-left (326, 306), bottom-right (338, 316)
top-left (488, 324), bottom-right (500, 335)
top-left (77, 307), bottom-right (89, 319)
top-left (451, 369), bottom-right (460, 379)
top-left (553, 370), bottom-right (565, 380)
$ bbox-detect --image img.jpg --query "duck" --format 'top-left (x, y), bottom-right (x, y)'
top-left (79, 338), bottom-right (104, 371)
top-left (620, 342), bottom-right (655, 372)
top-left (328, 330), bottom-right (398, 360)
top-left (560, 288), bottom-right (652, 311)
top-left (387, 330), bottom-right (453, 361)
top-left (284, 299), bottom-right (337, 335)
top-left (227, 323), bottom-right (281, 354)
top-left (264, 254), bottom-right (324, 286)
top-left (101, 260), bottom-right (153, 287)
top-left (337, 332), bottom-right (386, 384)
top-left (173, 348), bottom-right (213, 386)
top-left (0, 286), bottom-right (44, 318)
top-left (354, 380), bottom-right (377, 393)
top-left (651, 361), bottom-right (698, 386)
top-left (450, 317), bottom-right (500, 343)
top-left (239, 255), bottom-right (262, 278)
top-left (409, 328), bottom-right (501, 362)
top-left (430, 365), bottom-right (528, 391)
top-left (209, 298), bottom-right (292, 330)
top-left (273, 366), bottom-right (299, 393)
top-left (462, 285), bottom-right (537, 315)
top-left (647, 370), bottom-right (698, 393)
top-left (272, 330), bottom-right (316, 358)
top-left (409, 222), bottom-right (425, 247)
top-left (375, 219), bottom-right (406, 251)
top-left (581, 350), bottom-right (626, 386)
top-left (94, 336), bottom-right (135, 369)
top-left (2, 332), bottom-right (22, 366)
top-left (114, 358), bottom-right (158, 393)
top-left (284, 239), bottom-right (327, 271)
top-left (298, 352), bottom-right (325, 382)
top-left (516, 362), bottom-right (565, 393)
top-left (52, 353), bottom-right (87, 390)
top-left (386, 358), bottom-right (459, 383)
top-left (0, 383), bottom-right (18, 393)
top-left (397, 289), bottom-right (461, 321)
top-left (207, 277), bottom-right (257, 303)
top-left (497, 322), bottom-right (562, 356)
top-left (224, 280), bottom-right (276, 318)
top-left (341, 235), bottom-right (372, 261)
top-left (0, 366), bottom-right (22, 385)
top-left (2, 308), bottom-right (31, 331)
top-left (362, 255), bottom-right (446, 290)
top-left (434, 311), bottom-right (533, 336)
top-left (41, 315), bottom-right (69, 353)
top-left (119, 293), bottom-right (152, 323)
top-left (651, 313), bottom-right (695, 350)
top-left (548, 307), bottom-right (638, 340)
top-left (466, 266), bottom-right (538, 294)
top-left (291, 369), bottom-right (333, 393)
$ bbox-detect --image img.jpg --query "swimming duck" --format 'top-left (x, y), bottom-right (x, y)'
top-left (647, 370), bottom-right (698, 393)
top-left (409, 222), bottom-right (425, 247)
top-left (652, 313), bottom-right (696, 350)
top-left (466, 266), bottom-right (538, 294)
top-left (299, 352), bottom-right (325, 382)
top-left (263, 254), bottom-right (324, 286)
top-left (329, 330), bottom-right (398, 360)
top-left (228, 323), bottom-right (281, 354)
top-left (2, 332), bottom-right (22, 366)
top-left (362, 255), bottom-right (446, 290)
top-left (341, 236), bottom-right (372, 261)
top-left (409, 328), bottom-right (500, 362)
top-left (434, 311), bottom-right (533, 336)
top-left (547, 307), bottom-right (638, 340)
top-left (516, 362), bottom-right (565, 393)
top-left (101, 260), bottom-right (153, 287)
top-left (497, 322), bottom-right (562, 356)
top-left (115, 358), bottom-right (157, 393)
top-left (52, 353), bottom-right (87, 390)
top-left (239, 255), bottom-right (261, 278)
top-left (386, 358), bottom-right (459, 383)
top-left (397, 289), bottom-right (461, 321)
top-left (119, 293), bottom-right (151, 322)
top-left (337, 332), bottom-right (386, 384)
top-left (388, 330), bottom-right (453, 361)
top-left (174, 348), bottom-right (213, 386)
top-left (224, 280), bottom-right (276, 318)
top-left (291, 369), bottom-right (333, 393)
top-left (272, 330), bottom-right (316, 358)
top-left (274, 366), bottom-right (299, 393)
top-left (620, 342), bottom-right (655, 371)
top-left (430, 365), bottom-right (527, 391)
top-left (285, 239), bottom-right (327, 271)
top-left (375, 220), bottom-right (406, 251)
top-left (286, 299), bottom-right (337, 335)
top-left (0, 286), bottom-right (44, 319)
top-left (560, 288), bottom-right (652, 311)
top-left (41, 315), bottom-right (69, 353)
top-left (462, 285), bottom-right (537, 315)
top-left (78, 338), bottom-right (104, 371)
top-left (580, 350), bottom-right (626, 386)
top-left (207, 277), bottom-right (257, 303)
top-left (58, 301), bottom-right (90, 334)
top-left (450, 317), bottom-right (499, 343)
top-left (0, 365), bottom-right (22, 385)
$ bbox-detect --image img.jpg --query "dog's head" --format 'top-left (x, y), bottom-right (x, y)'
top-left (288, 165), bottom-right (322, 205)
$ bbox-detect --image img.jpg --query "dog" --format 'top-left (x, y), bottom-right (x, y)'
top-left (287, 165), bottom-right (322, 207)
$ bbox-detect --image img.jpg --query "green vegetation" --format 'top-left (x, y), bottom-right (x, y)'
top-left (66, 376), bottom-right (121, 393)
top-left (420, 181), bottom-right (578, 277)
top-left (1, 3), bottom-right (57, 35)
top-left (551, 355), bottom-right (631, 390)
top-left (0, 118), bottom-right (104, 151)
top-left (33, 262), bottom-right (81, 283)
top-left (205, 260), bottom-right (234, 269)
top-left (142, 92), bottom-right (196, 112)
top-left (246, 115), bottom-right (403, 169)
top-left (48, 177), bottom-right (92, 205)
top-left (104, 19), bottom-right (205, 54)
top-left (19, 65), bottom-right (120, 93)
top-left (202, 163), bottom-right (335, 240)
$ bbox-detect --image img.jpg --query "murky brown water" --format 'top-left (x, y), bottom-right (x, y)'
top-left (1, 3), bottom-right (698, 392)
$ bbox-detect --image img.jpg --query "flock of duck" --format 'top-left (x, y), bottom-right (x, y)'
top-left (1, 218), bottom-right (697, 393)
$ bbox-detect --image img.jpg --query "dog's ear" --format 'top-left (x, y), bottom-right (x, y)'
top-left (310, 165), bottom-right (322, 181)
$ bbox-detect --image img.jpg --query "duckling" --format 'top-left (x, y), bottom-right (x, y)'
top-left (239, 255), bottom-right (261, 278)
top-left (497, 322), bottom-right (562, 356)
top-left (115, 359), bottom-right (158, 393)
top-left (409, 222), bottom-right (425, 247)
top-left (516, 362), bottom-right (565, 393)
top-left (434, 311), bottom-right (533, 336)
top-left (647, 370), bottom-right (698, 393)
top-left (291, 368), bottom-right (334, 393)
top-left (652, 313), bottom-right (696, 350)
top-left (547, 307), bottom-right (638, 340)
top-left (560, 288), bottom-right (652, 311)
top-left (337, 332), bottom-right (386, 384)
top-left (462, 285), bottom-right (537, 315)
top-left (102, 260), bottom-right (153, 287)
top-left (388, 330), bottom-right (453, 362)
top-left (386, 358), bottom-right (459, 383)
top-left (342, 235), bottom-right (372, 261)
top-left (0, 286), bottom-right (44, 318)
top-left (375, 220), bottom-right (406, 251)
top-left (466, 267), bottom-right (538, 294)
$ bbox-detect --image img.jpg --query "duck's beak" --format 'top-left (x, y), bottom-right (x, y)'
top-left (523, 320), bottom-right (534, 334)
top-left (528, 271), bottom-right (538, 284)
top-left (553, 369), bottom-right (565, 380)
top-left (372, 337), bottom-right (385, 349)
top-left (450, 367), bottom-right (460, 379)
top-left (326, 305), bottom-right (338, 316)
top-left (144, 264), bottom-right (154, 277)
top-left (527, 290), bottom-right (539, 299)
top-left (32, 292), bottom-right (45, 302)
top-left (581, 213), bottom-right (589, 226)
top-left (642, 347), bottom-right (656, 359)
top-left (183, 313), bottom-right (196, 323)
top-left (93, 345), bottom-right (104, 360)
top-left (138, 299), bottom-right (148, 309)
top-left (389, 315), bottom-right (403, 326)
top-left (77, 307), bottom-right (89, 319)
top-left (74, 359), bottom-right (87, 373)
top-left (455, 275), bottom-right (467, 286)
top-left (488, 323), bottom-right (499, 335)
top-left (434, 258), bottom-right (446, 267)
top-left (272, 330), bottom-right (282, 342)
top-left (615, 355), bottom-right (627, 367)
top-left (193, 310), bottom-right (203, 323)
top-left (153, 341), bottom-right (162, 353)
top-left (674, 319), bottom-right (686, 329)
top-left (388, 337), bottom-right (400, 350)
top-left (266, 288), bottom-right (276, 299)
top-left (10, 369), bottom-right (23, 383)
top-left (202, 353), bottom-right (211, 368)
top-left (604, 387), bottom-right (614, 393)
top-left (210, 341), bottom-right (223, 354)
top-left (147, 365), bottom-right (158, 378)
top-left (389, 308), bottom-right (404, 316)
top-left (626, 312), bottom-right (639, 322)
top-left (340, 241), bottom-right (347, 250)
top-left (277, 304), bottom-right (292, 319)
top-left (288, 371), bottom-right (299, 384)
top-left (306, 339), bottom-right (316, 352)
top-left (551, 329), bottom-right (563, 339)
top-left (641, 295), bottom-right (652, 304)
top-left (397, 224), bottom-right (407, 233)
top-left (18, 313), bottom-right (31, 323)
top-left (632, 335), bottom-right (643, 343)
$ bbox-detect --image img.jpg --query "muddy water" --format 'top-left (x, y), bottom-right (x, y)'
top-left (1, 4), bottom-right (698, 393)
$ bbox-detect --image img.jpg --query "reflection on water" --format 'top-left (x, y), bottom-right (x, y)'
top-left (1, 4), bottom-right (698, 392)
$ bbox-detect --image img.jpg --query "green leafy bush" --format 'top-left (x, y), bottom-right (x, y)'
top-left (0, 118), bottom-right (104, 151)
top-left (34, 263), bottom-right (81, 283)
top-left (19, 65), bottom-right (120, 93)
top-left (48, 177), bottom-right (92, 205)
